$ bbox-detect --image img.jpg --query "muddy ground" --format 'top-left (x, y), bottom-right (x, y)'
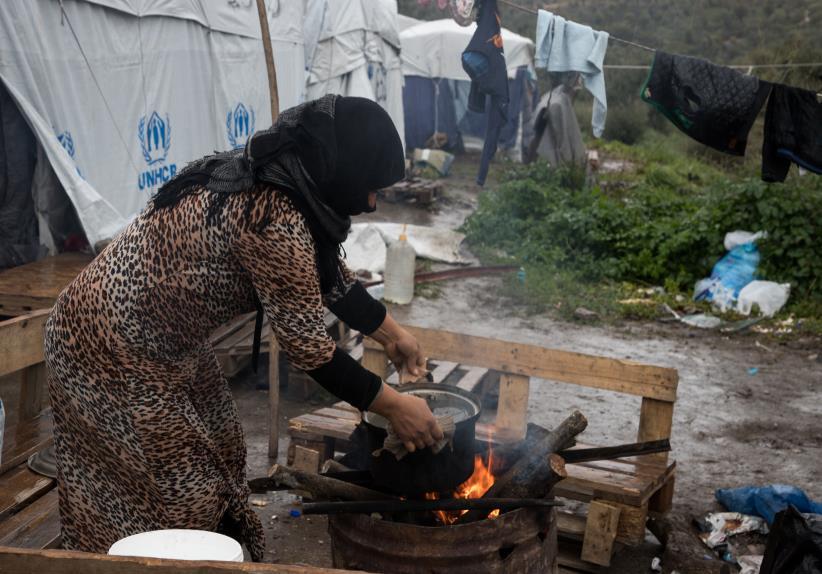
top-left (233, 156), bottom-right (822, 571)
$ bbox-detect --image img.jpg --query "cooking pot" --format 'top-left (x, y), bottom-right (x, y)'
top-left (362, 383), bottom-right (481, 495)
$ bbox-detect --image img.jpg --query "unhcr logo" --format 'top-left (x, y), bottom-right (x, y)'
top-left (56, 129), bottom-right (84, 179)
top-left (227, 103), bottom-right (255, 149)
top-left (57, 130), bottom-right (75, 158)
top-left (137, 111), bottom-right (177, 191)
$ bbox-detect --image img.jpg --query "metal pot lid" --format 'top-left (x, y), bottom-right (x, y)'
top-left (364, 383), bottom-right (481, 429)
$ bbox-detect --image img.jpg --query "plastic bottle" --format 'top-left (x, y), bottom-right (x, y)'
top-left (383, 225), bottom-right (416, 304)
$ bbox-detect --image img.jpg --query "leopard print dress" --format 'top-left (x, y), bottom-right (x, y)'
top-left (44, 186), bottom-right (350, 560)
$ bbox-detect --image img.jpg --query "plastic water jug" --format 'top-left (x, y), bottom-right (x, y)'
top-left (383, 225), bottom-right (416, 304)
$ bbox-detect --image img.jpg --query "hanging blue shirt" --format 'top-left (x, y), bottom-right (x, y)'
top-left (461, 0), bottom-right (509, 185)
top-left (535, 10), bottom-right (609, 137)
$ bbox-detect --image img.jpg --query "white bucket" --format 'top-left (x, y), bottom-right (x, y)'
top-left (108, 529), bottom-right (243, 562)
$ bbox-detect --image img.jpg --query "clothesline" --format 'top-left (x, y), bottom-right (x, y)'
top-left (497, 0), bottom-right (655, 52)
top-left (605, 63), bottom-right (822, 70)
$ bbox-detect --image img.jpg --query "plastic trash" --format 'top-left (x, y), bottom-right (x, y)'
top-left (383, 225), bottom-right (416, 305)
top-left (736, 281), bottom-right (790, 317)
top-left (681, 314), bottom-right (722, 329)
top-left (650, 557), bottom-right (662, 571)
top-left (412, 148), bottom-right (455, 176)
top-left (748, 367), bottom-right (759, 376)
top-left (697, 512), bottom-right (769, 549)
top-left (760, 506), bottom-right (822, 574)
top-left (695, 231), bottom-right (764, 311)
top-left (716, 485), bottom-right (822, 525)
top-left (737, 555), bottom-right (764, 574)
top-left (289, 509), bottom-right (302, 518)
top-left (725, 230), bottom-right (767, 251)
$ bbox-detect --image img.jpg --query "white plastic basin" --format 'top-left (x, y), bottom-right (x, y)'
top-left (108, 529), bottom-right (243, 562)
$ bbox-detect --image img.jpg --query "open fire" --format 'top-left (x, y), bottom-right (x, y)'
top-left (424, 450), bottom-right (500, 525)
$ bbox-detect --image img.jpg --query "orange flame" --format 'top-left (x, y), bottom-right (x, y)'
top-left (426, 449), bottom-right (500, 525)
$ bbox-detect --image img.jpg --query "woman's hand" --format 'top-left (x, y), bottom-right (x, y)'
top-left (370, 314), bottom-right (427, 383)
top-left (369, 384), bottom-right (444, 453)
top-left (383, 329), bottom-right (426, 382)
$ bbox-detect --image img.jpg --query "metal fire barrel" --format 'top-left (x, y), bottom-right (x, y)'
top-left (328, 507), bottom-right (558, 574)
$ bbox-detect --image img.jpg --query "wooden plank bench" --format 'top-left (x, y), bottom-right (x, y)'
top-left (0, 311), bottom-right (61, 552)
top-left (0, 253), bottom-right (94, 317)
top-left (285, 325), bottom-right (678, 568)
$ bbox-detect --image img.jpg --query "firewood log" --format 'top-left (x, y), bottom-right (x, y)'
top-left (263, 464), bottom-right (395, 501)
top-left (458, 410), bottom-right (587, 524)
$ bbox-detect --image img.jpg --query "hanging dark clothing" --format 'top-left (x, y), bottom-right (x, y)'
top-left (461, 0), bottom-right (508, 185)
top-left (762, 84), bottom-right (822, 182)
top-left (641, 51), bottom-right (771, 156)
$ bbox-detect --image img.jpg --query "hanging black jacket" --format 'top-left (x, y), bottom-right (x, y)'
top-left (461, 0), bottom-right (508, 185)
top-left (641, 51), bottom-right (771, 156)
top-left (762, 84), bottom-right (822, 182)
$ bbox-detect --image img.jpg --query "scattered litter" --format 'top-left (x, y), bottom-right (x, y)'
top-left (343, 224), bottom-right (387, 276)
top-left (696, 512), bottom-right (768, 549)
top-left (748, 367), bottom-right (759, 376)
top-left (412, 148), bottom-right (455, 176)
top-left (681, 314), bottom-right (722, 329)
top-left (573, 307), bottom-right (599, 320)
top-left (737, 554), bottom-right (763, 574)
top-left (809, 354), bottom-right (819, 362)
top-left (759, 507), bottom-right (822, 574)
top-left (721, 317), bottom-right (765, 333)
top-left (251, 498), bottom-right (268, 507)
top-left (618, 298), bottom-right (657, 306)
top-left (289, 509), bottom-right (302, 518)
top-left (343, 223), bottom-right (470, 274)
top-left (754, 341), bottom-right (774, 353)
top-left (270, 515), bottom-right (278, 521)
top-left (737, 281), bottom-right (791, 318)
top-left (716, 485), bottom-right (822, 525)
top-left (695, 230), bottom-right (764, 311)
top-left (650, 556), bottom-right (662, 571)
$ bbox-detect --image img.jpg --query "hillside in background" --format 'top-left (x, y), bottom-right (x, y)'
top-left (398, 0), bottom-right (822, 87)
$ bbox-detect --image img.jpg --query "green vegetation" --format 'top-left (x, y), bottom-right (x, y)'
top-left (462, 137), bottom-right (822, 329)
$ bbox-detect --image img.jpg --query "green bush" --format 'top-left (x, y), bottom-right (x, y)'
top-left (463, 148), bottom-right (822, 309)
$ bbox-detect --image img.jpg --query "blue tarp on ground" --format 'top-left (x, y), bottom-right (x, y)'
top-left (403, 67), bottom-right (535, 153)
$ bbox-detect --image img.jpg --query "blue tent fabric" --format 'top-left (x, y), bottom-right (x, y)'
top-left (403, 76), bottom-right (462, 152)
top-left (404, 68), bottom-right (533, 155)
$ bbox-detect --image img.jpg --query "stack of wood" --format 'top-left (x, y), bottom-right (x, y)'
top-left (260, 410), bottom-right (591, 522)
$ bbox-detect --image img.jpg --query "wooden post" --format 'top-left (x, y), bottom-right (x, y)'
top-left (255, 0), bottom-right (280, 122)
top-left (268, 334), bottom-right (280, 460)
top-left (637, 397), bottom-right (675, 464)
top-left (362, 338), bottom-right (389, 381)
top-left (495, 373), bottom-right (530, 441)
top-left (581, 500), bottom-right (622, 566)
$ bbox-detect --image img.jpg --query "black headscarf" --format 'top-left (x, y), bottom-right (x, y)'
top-left (151, 94), bottom-right (405, 294)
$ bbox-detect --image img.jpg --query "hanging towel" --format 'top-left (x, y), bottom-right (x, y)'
top-left (641, 51), bottom-right (771, 156)
top-left (762, 84), bottom-right (822, 182)
top-left (535, 10), bottom-right (609, 137)
top-left (462, 0), bottom-right (508, 185)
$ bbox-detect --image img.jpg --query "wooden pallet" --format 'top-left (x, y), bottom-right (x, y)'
top-left (286, 325), bottom-right (679, 568)
top-left (379, 178), bottom-right (441, 205)
top-left (0, 253), bottom-right (94, 317)
top-left (0, 312), bottom-right (61, 551)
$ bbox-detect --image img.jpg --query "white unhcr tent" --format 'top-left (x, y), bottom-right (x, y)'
top-left (304, 0), bottom-right (405, 149)
top-left (400, 19), bottom-right (537, 159)
top-left (0, 0), bottom-right (275, 249)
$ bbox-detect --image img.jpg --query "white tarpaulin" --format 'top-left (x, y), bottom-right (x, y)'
top-left (304, 0), bottom-right (405, 150)
top-left (0, 0), bottom-right (273, 247)
top-left (401, 18), bottom-right (534, 81)
top-left (343, 223), bottom-right (469, 274)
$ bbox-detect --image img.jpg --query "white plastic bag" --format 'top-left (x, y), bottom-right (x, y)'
top-left (724, 230), bottom-right (767, 251)
top-left (736, 281), bottom-right (791, 317)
